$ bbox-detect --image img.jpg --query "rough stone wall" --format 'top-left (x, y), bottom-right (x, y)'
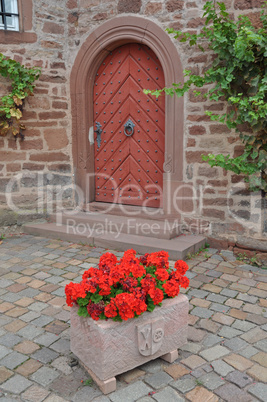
top-left (0, 0), bottom-right (266, 245)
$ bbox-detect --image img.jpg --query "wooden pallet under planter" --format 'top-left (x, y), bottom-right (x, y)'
top-left (70, 294), bottom-right (189, 394)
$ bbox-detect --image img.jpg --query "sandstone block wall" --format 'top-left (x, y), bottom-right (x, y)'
top-left (0, 0), bottom-right (266, 246)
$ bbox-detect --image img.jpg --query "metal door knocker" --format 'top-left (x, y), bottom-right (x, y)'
top-left (124, 119), bottom-right (135, 137)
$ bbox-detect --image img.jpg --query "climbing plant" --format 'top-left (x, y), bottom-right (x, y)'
top-left (0, 53), bottom-right (40, 139)
top-left (145, 1), bottom-right (267, 192)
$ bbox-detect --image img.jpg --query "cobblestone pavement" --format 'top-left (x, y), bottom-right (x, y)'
top-left (0, 235), bottom-right (267, 402)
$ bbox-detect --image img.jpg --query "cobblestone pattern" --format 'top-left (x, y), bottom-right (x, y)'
top-left (0, 235), bottom-right (267, 401)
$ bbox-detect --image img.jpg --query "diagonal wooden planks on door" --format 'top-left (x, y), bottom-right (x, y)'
top-left (94, 43), bottom-right (165, 208)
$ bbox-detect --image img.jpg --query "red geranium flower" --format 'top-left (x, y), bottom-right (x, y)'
top-left (122, 249), bottom-right (137, 258)
top-left (87, 300), bottom-right (105, 320)
top-left (146, 251), bottom-right (169, 269)
top-left (80, 279), bottom-right (98, 294)
top-left (104, 300), bottom-right (117, 318)
top-left (65, 282), bottom-right (87, 307)
top-left (179, 276), bottom-right (190, 289)
top-left (148, 287), bottom-right (164, 305)
top-left (155, 268), bottom-right (169, 281)
top-left (174, 260), bottom-right (189, 275)
top-left (97, 275), bottom-right (112, 296)
top-left (132, 287), bottom-right (146, 301)
top-left (141, 274), bottom-right (156, 294)
top-left (131, 262), bottom-right (146, 278)
top-left (138, 253), bottom-right (149, 266)
top-left (65, 249), bottom-right (190, 321)
top-left (82, 267), bottom-right (99, 281)
top-left (121, 277), bottom-right (138, 292)
top-left (114, 293), bottom-right (135, 321)
top-left (99, 252), bottom-right (117, 273)
top-left (134, 297), bottom-right (147, 315)
top-left (170, 270), bottom-right (182, 281)
top-left (163, 279), bottom-right (180, 297)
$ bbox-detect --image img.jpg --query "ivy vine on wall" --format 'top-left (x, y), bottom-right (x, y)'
top-left (145, 1), bottom-right (267, 192)
top-left (0, 53), bottom-right (40, 139)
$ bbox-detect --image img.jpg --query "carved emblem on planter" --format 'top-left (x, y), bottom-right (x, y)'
top-left (137, 319), bottom-right (164, 356)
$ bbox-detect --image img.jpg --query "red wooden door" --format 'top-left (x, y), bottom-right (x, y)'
top-left (94, 43), bottom-right (165, 208)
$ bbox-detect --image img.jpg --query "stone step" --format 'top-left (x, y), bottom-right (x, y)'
top-left (93, 232), bottom-right (206, 260)
top-left (23, 221), bottom-right (206, 260)
top-left (23, 222), bottom-right (95, 244)
top-left (49, 211), bottom-right (181, 239)
top-left (84, 202), bottom-right (178, 221)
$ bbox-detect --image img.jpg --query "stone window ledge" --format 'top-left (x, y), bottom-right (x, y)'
top-left (0, 31), bottom-right (36, 44)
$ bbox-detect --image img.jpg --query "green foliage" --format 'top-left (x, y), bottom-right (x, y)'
top-left (90, 293), bottom-right (103, 303)
top-left (186, 245), bottom-right (209, 260)
top-left (195, 379), bottom-right (204, 386)
top-left (0, 53), bottom-right (40, 139)
top-left (77, 294), bottom-right (91, 306)
top-left (146, 295), bottom-right (156, 312)
top-left (144, 1), bottom-right (267, 192)
top-left (236, 252), bottom-right (263, 267)
top-left (83, 378), bottom-right (93, 387)
top-left (77, 306), bottom-right (89, 317)
top-left (112, 315), bottom-right (123, 322)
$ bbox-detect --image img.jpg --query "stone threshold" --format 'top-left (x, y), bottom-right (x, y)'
top-left (23, 210), bottom-right (206, 260)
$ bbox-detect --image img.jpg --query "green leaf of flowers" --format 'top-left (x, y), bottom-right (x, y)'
top-left (90, 293), bottom-right (103, 303)
top-left (115, 289), bottom-right (124, 295)
top-left (112, 316), bottom-right (123, 322)
top-left (146, 295), bottom-right (156, 312)
top-left (77, 294), bottom-right (90, 306)
top-left (77, 306), bottom-right (89, 317)
top-left (110, 287), bottom-right (117, 298)
top-left (147, 302), bottom-right (156, 312)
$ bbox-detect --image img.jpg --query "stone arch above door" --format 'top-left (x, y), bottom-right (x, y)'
top-left (70, 16), bottom-right (184, 212)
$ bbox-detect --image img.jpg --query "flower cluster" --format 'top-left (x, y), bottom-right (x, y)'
top-left (65, 249), bottom-right (190, 322)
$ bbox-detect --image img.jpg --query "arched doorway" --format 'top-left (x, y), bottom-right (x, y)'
top-left (94, 43), bottom-right (165, 208)
top-left (70, 16), bottom-right (184, 213)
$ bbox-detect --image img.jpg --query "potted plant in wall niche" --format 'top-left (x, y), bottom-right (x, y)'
top-left (65, 249), bottom-right (189, 394)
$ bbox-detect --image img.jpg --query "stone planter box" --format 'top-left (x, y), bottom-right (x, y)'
top-left (70, 294), bottom-right (189, 394)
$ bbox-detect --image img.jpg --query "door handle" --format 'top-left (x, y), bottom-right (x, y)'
top-left (124, 119), bottom-right (135, 137)
top-left (95, 122), bottom-right (103, 148)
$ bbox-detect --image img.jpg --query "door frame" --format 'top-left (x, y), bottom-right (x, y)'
top-left (70, 16), bottom-right (184, 214)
